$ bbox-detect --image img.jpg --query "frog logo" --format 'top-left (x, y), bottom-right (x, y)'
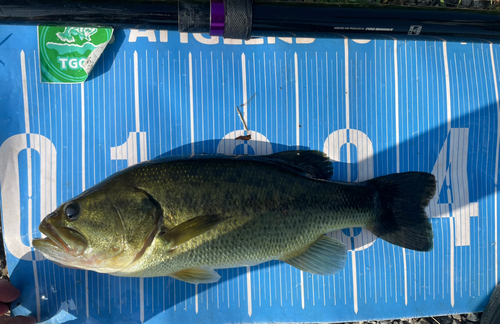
top-left (56, 27), bottom-right (98, 43)
top-left (48, 27), bottom-right (100, 56)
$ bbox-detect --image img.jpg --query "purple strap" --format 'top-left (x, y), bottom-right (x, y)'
top-left (210, 0), bottom-right (224, 36)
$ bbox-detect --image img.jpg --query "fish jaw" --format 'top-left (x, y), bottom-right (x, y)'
top-left (32, 237), bottom-right (84, 269)
top-left (32, 215), bottom-right (89, 269)
top-left (32, 237), bottom-right (106, 271)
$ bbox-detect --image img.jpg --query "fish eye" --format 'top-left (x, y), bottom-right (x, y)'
top-left (65, 202), bottom-right (80, 221)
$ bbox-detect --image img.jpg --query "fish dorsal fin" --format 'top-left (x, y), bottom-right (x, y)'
top-left (280, 235), bottom-right (347, 275)
top-left (161, 214), bottom-right (228, 249)
top-left (170, 267), bottom-right (221, 284)
top-left (266, 150), bottom-right (333, 180)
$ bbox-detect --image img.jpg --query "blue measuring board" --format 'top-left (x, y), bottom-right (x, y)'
top-left (0, 25), bottom-right (499, 323)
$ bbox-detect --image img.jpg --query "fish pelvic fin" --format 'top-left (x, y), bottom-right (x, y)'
top-left (280, 235), bottom-right (347, 275)
top-left (170, 267), bottom-right (221, 284)
top-left (366, 172), bottom-right (436, 252)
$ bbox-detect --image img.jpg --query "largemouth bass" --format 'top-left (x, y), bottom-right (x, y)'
top-left (33, 151), bottom-right (436, 284)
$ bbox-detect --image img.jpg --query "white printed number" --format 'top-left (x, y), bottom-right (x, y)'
top-left (426, 128), bottom-right (478, 247)
top-left (0, 134), bottom-right (56, 260)
top-left (110, 131), bottom-right (148, 167)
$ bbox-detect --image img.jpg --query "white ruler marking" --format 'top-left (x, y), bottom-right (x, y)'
top-left (85, 271), bottom-right (89, 318)
top-left (344, 38), bottom-right (358, 313)
top-left (352, 251), bottom-right (358, 314)
top-left (398, 40), bottom-right (408, 306)
top-left (189, 52), bottom-right (195, 153)
top-left (490, 43), bottom-right (500, 285)
top-left (247, 266), bottom-right (252, 317)
top-left (140, 278), bottom-right (144, 322)
top-left (21, 51), bottom-right (30, 134)
top-left (442, 41), bottom-right (455, 307)
top-left (443, 42), bottom-right (452, 132)
top-left (241, 53), bottom-right (248, 130)
top-left (195, 284), bottom-right (199, 314)
top-left (134, 51), bottom-right (140, 132)
top-left (300, 270), bottom-right (305, 309)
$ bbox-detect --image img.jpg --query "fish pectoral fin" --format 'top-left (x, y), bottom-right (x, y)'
top-left (170, 267), bottom-right (221, 284)
top-left (280, 235), bottom-right (347, 275)
top-left (161, 214), bottom-right (228, 248)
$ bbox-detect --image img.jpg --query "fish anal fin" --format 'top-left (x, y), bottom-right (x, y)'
top-left (281, 235), bottom-right (347, 275)
top-left (161, 214), bottom-right (228, 248)
top-left (170, 267), bottom-right (221, 284)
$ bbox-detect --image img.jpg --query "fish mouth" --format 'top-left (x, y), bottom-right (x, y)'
top-left (33, 220), bottom-right (87, 257)
top-left (38, 221), bottom-right (68, 252)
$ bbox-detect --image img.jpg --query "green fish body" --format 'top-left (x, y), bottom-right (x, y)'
top-left (33, 151), bottom-right (435, 284)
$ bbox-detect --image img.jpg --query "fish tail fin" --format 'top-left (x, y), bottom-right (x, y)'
top-left (365, 172), bottom-right (436, 252)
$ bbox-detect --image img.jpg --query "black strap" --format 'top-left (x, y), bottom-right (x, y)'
top-left (224, 0), bottom-right (253, 40)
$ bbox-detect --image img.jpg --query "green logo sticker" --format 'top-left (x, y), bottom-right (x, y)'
top-left (38, 26), bottom-right (113, 83)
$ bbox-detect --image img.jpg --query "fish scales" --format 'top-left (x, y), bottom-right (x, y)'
top-left (121, 156), bottom-right (374, 277)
